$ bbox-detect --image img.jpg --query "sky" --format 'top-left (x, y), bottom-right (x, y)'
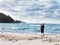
top-left (0, 0), bottom-right (60, 23)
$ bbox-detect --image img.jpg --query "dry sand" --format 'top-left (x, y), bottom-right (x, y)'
top-left (0, 32), bottom-right (60, 45)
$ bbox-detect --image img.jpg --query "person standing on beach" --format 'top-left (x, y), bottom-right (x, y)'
top-left (40, 23), bottom-right (44, 38)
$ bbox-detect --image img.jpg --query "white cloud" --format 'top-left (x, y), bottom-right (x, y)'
top-left (0, 0), bottom-right (60, 23)
top-left (0, 9), bottom-right (11, 15)
top-left (20, 16), bottom-right (60, 24)
top-left (54, 9), bottom-right (60, 16)
top-left (56, 0), bottom-right (60, 3)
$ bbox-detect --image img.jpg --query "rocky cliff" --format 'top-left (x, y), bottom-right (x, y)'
top-left (0, 13), bottom-right (20, 23)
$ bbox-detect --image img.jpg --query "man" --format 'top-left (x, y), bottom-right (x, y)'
top-left (40, 23), bottom-right (44, 38)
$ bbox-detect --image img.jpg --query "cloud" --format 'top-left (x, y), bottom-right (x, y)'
top-left (0, 0), bottom-right (60, 23)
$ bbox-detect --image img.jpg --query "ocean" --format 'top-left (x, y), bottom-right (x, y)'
top-left (0, 23), bottom-right (60, 34)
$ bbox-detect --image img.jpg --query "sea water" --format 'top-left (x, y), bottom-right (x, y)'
top-left (0, 23), bottom-right (60, 34)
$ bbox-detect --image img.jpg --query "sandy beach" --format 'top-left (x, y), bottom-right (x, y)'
top-left (0, 32), bottom-right (60, 45)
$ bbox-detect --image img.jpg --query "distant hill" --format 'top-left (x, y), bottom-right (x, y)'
top-left (0, 13), bottom-right (20, 23)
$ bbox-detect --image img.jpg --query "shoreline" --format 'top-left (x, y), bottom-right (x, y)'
top-left (0, 32), bottom-right (60, 40)
top-left (0, 32), bottom-right (60, 45)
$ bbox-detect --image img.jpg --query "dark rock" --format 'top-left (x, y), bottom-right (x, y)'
top-left (14, 20), bottom-right (21, 23)
top-left (0, 13), bottom-right (20, 23)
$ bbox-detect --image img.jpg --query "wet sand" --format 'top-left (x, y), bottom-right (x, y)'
top-left (0, 32), bottom-right (60, 45)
